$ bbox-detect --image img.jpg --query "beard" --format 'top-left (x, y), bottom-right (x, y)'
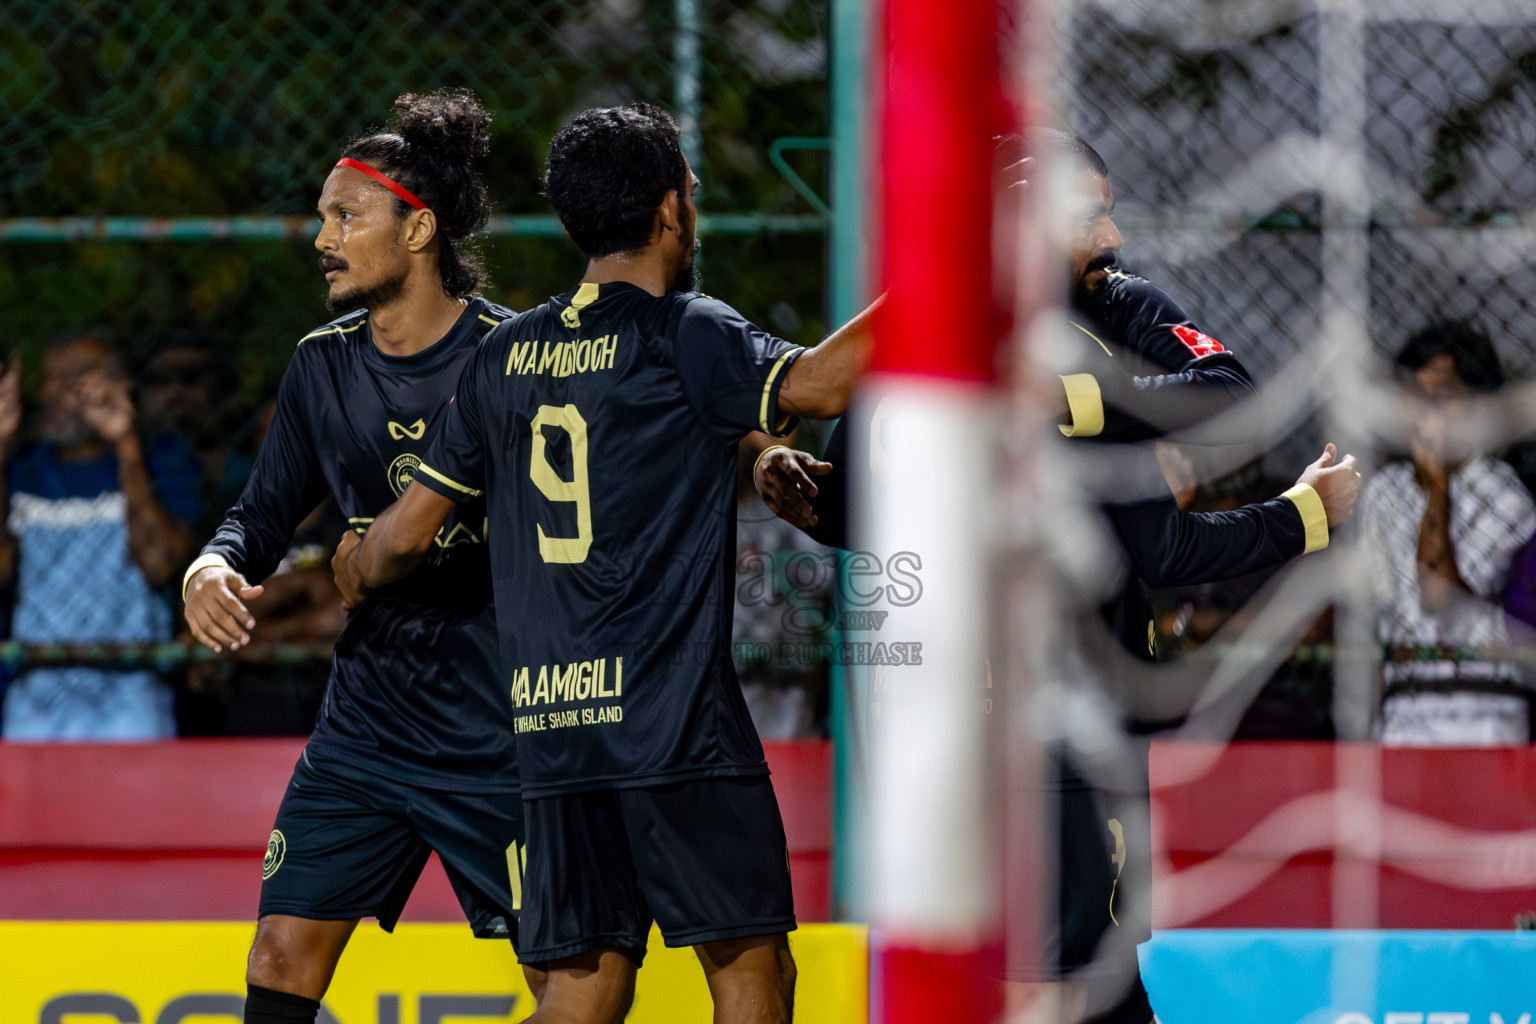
top-left (670, 237), bottom-right (702, 293)
top-left (326, 266), bottom-right (408, 315)
top-left (1070, 252), bottom-right (1118, 309)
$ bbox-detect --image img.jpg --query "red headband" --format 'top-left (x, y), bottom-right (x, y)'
top-left (334, 158), bottom-right (429, 210)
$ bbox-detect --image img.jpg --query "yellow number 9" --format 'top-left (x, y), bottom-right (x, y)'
top-left (529, 404), bottom-right (592, 563)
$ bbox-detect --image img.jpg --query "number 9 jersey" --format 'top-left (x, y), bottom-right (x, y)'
top-left (416, 282), bottom-right (805, 798)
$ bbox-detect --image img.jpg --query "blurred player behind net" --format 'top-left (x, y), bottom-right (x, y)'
top-left (182, 89), bottom-right (544, 1024)
top-left (756, 128), bottom-right (1361, 1024)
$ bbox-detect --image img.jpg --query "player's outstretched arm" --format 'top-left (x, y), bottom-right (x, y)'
top-left (1112, 443), bottom-right (1360, 590)
top-left (777, 294), bottom-right (884, 420)
top-left (332, 480), bottom-right (455, 607)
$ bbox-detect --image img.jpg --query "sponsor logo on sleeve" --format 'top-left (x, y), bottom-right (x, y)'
top-left (1171, 324), bottom-right (1226, 358)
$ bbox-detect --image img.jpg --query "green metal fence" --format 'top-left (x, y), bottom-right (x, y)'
top-left (0, 0), bottom-right (843, 378)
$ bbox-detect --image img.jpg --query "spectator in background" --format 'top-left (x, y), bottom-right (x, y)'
top-left (1361, 321), bottom-right (1536, 745)
top-left (0, 328), bottom-right (200, 740)
top-left (139, 328), bottom-right (250, 536)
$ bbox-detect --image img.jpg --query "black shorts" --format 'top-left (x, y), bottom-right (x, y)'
top-left (518, 775), bottom-right (797, 964)
top-left (258, 750), bottom-right (525, 946)
top-left (1058, 769), bottom-right (1153, 1024)
top-left (1006, 749), bottom-right (1154, 1023)
top-left (1056, 746), bottom-right (1155, 1024)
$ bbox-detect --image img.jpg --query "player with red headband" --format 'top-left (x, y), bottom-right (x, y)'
top-left (182, 89), bottom-right (544, 1023)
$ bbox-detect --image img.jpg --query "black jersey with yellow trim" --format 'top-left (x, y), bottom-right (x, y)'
top-left (195, 297), bottom-right (520, 792)
top-left (415, 282), bottom-right (804, 798)
top-left (1050, 271), bottom-right (1319, 666)
top-left (781, 416), bottom-right (1318, 669)
top-left (1104, 483), bottom-right (1316, 670)
top-left (1060, 269), bottom-right (1257, 444)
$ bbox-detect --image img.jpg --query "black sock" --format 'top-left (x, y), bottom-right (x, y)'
top-left (245, 984), bottom-right (321, 1024)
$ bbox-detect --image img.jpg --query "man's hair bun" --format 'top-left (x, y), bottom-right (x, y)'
top-left (388, 88), bottom-right (492, 167)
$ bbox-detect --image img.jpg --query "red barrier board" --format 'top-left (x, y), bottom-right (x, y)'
top-left (0, 738), bottom-right (834, 923)
top-left (1151, 741), bottom-right (1536, 929)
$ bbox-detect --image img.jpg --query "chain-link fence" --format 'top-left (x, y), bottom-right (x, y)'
top-left (0, 0), bottom-right (833, 374)
top-left (979, 7), bottom-right (1536, 1002)
top-left (1057, 0), bottom-right (1536, 743)
top-left (1069, 4), bottom-right (1536, 372)
top-left (0, 0), bottom-right (838, 737)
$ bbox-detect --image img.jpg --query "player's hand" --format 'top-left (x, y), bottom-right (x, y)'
top-left (0, 353), bottom-right (22, 450)
top-left (185, 566), bottom-right (265, 653)
top-left (1295, 443), bottom-right (1361, 529)
top-left (331, 529), bottom-right (370, 610)
top-left (76, 369), bottom-right (135, 444)
top-left (754, 446), bottom-right (832, 529)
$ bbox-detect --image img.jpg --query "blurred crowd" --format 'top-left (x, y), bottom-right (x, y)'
top-left (0, 325), bottom-right (833, 742)
top-left (4, 318), bottom-right (1536, 746)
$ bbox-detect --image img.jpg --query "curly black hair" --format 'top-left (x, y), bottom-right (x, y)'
top-left (544, 103), bottom-right (689, 258)
top-left (340, 89), bottom-right (494, 298)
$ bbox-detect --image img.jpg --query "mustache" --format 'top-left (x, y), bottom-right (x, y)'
top-left (320, 255), bottom-right (347, 273)
top-left (1085, 252), bottom-right (1117, 275)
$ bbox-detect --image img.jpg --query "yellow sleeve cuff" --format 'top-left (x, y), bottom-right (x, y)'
top-left (1057, 374), bottom-right (1104, 438)
top-left (1282, 483), bottom-right (1330, 554)
top-left (759, 348), bottom-right (804, 436)
top-left (182, 552), bottom-right (234, 602)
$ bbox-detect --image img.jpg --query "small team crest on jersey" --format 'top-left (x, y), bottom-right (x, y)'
top-left (263, 830), bottom-right (286, 879)
top-left (388, 453), bottom-right (422, 496)
top-left (1171, 324), bottom-right (1226, 358)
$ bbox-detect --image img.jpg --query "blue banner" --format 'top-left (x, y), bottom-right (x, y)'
top-left (1141, 930), bottom-right (1536, 1024)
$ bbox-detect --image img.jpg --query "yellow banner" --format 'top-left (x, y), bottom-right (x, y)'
top-left (0, 922), bottom-right (867, 1024)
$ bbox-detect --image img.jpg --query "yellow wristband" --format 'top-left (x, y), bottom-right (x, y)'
top-left (181, 552), bottom-right (233, 602)
top-left (754, 444), bottom-right (790, 480)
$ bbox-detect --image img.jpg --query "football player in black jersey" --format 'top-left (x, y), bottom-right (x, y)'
top-left (182, 90), bottom-right (545, 1024)
top-left (755, 130), bottom-right (1359, 1024)
top-left (333, 103), bottom-right (877, 1024)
